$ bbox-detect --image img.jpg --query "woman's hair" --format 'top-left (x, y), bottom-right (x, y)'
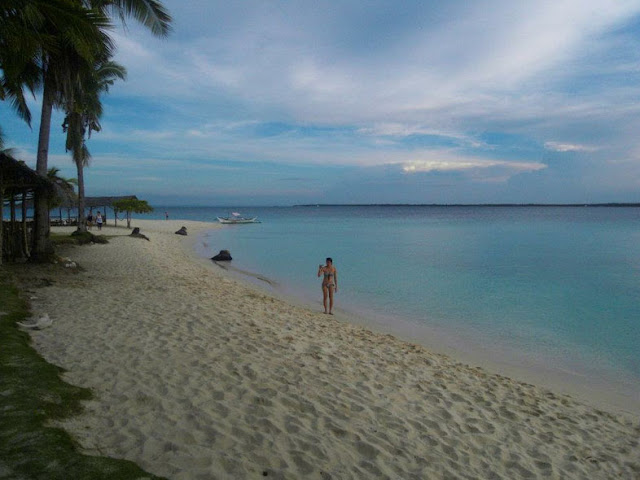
top-left (326, 257), bottom-right (333, 263)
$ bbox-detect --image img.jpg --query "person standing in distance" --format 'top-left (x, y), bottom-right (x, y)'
top-left (318, 257), bottom-right (338, 314)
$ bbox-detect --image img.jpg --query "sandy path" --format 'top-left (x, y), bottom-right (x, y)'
top-left (19, 219), bottom-right (640, 479)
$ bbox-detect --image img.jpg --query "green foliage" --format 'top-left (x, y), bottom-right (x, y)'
top-left (0, 269), bottom-right (167, 479)
top-left (112, 198), bottom-right (153, 214)
top-left (47, 166), bottom-right (77, 209)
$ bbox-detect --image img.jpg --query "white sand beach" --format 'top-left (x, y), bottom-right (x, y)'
top-left (20, 219), bottom-right (640, 479)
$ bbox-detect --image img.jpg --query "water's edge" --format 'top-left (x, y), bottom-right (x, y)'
top-left (194, 228), bottom-right (640, 417)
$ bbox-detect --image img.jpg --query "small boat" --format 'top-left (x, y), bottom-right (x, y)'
top-left (217, 212), bottom-right (260, 224)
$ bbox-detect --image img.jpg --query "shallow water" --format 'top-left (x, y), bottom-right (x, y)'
top-left (146, 205), bottom-right (640, 410)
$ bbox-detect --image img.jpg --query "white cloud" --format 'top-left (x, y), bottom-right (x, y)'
top-left (112, 2), bottom-right (638, 111)
top-left (402, 158), bottom-right (547, 175)
top-left (544, 141), bottom-right (599, 152)
top-left (5, 0), bottom-right (640, 204)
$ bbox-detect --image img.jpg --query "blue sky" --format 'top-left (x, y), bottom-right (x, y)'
top-left (2, 0), bottom-right (640, 205)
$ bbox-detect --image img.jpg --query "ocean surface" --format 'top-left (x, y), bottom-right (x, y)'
top-left (142, 205), bottom-right (640, 410)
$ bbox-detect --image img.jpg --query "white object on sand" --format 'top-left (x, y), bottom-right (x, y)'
top-left (17, 314), bottom-right (53, 330)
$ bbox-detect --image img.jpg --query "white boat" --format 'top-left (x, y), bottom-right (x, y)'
top-left (217, 212), bottom-right (260, 224)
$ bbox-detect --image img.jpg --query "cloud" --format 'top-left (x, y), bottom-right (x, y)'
top-left (357, 123), bottom-right (485, 147)
top-left (544, 141), bottom-right (599, 152)
top-left (3, 0), bottom-right (640, 204)
top-left (110, 1), bottom-right (640, 123)
top-left (401, 158), bottom-right (547, 175)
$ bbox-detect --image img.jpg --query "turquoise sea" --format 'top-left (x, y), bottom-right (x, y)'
top-left (143, 205), bottom-right (640, 411)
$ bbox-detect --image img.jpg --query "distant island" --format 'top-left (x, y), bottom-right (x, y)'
top-left (294, 203), bottom-right (640, 207)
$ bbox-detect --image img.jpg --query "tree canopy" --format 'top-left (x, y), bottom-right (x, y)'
top-left (112, 198), bottom-right (153, 228)
top-left (0, 0), bottom-right (172, 260)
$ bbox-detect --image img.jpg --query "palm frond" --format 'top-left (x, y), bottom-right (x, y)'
top-left (95, 0), bottom-right (172, 37)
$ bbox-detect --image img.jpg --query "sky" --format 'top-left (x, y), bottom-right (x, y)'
top-left (2, 0), bottom-right (640, 206)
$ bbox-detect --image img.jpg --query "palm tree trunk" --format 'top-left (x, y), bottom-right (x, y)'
top-left (32, 78), bottom-right (54, 261)
top-left (76, 160), bottom-right (87, 232)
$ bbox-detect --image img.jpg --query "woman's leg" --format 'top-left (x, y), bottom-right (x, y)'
top-left (328, 287), bottom-right (334, 314)
top-left (322, 286), bottom-right (328, 313)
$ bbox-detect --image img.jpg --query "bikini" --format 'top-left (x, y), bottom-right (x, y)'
top-left (323, 270), bottom-right (335, 288)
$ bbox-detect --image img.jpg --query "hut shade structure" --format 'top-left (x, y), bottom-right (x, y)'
top-left (1, 153), bottom-right (54, 263)
top-left (64, 196), bottom-right (139, 226)
top-left (47, 195), bottom-right (139, 226)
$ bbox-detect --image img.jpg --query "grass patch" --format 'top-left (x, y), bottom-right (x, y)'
top-left (50, 232), bottom-right (109, 245)
top-left (0, 268), bottom-right (165, 479)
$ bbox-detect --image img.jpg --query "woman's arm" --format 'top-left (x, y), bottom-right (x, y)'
top-left (317, 265), bottom-right (324, 277)
top-left (334, 269), bottom-right (338, 291)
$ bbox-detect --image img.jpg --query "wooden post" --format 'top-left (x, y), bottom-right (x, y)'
top-left (22, 191), bottom-right (29, 258)
top-left (10, 195), bottom-right (16, 260)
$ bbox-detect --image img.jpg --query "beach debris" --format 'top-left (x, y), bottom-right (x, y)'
top-left (17, 314), bottom-right (53, 330)
top-left (211, 249), bottom-right (232, 261)
top-left (175, 226), bottom-right (188, 236)
top-left (130, 227), bottom-right (150, 241)
top-left (60, 257), bottom-right (77, 268)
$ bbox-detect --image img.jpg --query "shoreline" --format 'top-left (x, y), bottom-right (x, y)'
top-left (20, 219), bottom-right (639, 479)
top-left (193, 226), bottom-right (640, 417)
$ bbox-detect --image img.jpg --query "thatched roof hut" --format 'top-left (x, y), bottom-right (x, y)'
top-left (0, 153), bottom-right (53, 204)
top-left (58, 195), bottom-right (139, 224)
top-left (1, 153), bottom-right (54, 263)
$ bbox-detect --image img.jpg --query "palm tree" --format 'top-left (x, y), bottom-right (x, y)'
top-left (47, 166), bottom-right (77, 210)
top-left (1, 0), bottom-right (171, 260)
top-left (91, 0), bottom-right (172, 37)
top-left (0, 1), bottom-right (113, 126)
top-left (1, 1), bottom-right (114, 259)
top-left (63, 55), bottom-right (126, 232)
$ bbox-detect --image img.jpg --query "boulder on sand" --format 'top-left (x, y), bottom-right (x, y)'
top-left (130, 227), bottom-right (150, 241)
top-left (211, 249), bottom-right (232, 261)
top-left (175, 226), bottom-right (188, 236)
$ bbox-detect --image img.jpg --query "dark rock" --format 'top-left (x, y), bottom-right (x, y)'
top-left (130, 227), bottom-right (150, 241)
top-left (211, 249), bottom-right (232, 261)
top-left (175, 226), bottom-right (188, 236)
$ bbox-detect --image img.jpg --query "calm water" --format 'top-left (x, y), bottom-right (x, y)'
top-left (144, 205), bottom-right (640, 408)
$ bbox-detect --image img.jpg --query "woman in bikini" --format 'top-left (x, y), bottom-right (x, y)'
top-left (318, 257), bottom-right (338, 314)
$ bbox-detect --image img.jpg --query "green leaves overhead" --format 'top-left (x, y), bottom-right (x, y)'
top-left (93, 0), bottom-right (172, 37)
top-left (112, 198), bottom-right (153, 214)
top-left (0, 0), bottom-right (172, 126)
